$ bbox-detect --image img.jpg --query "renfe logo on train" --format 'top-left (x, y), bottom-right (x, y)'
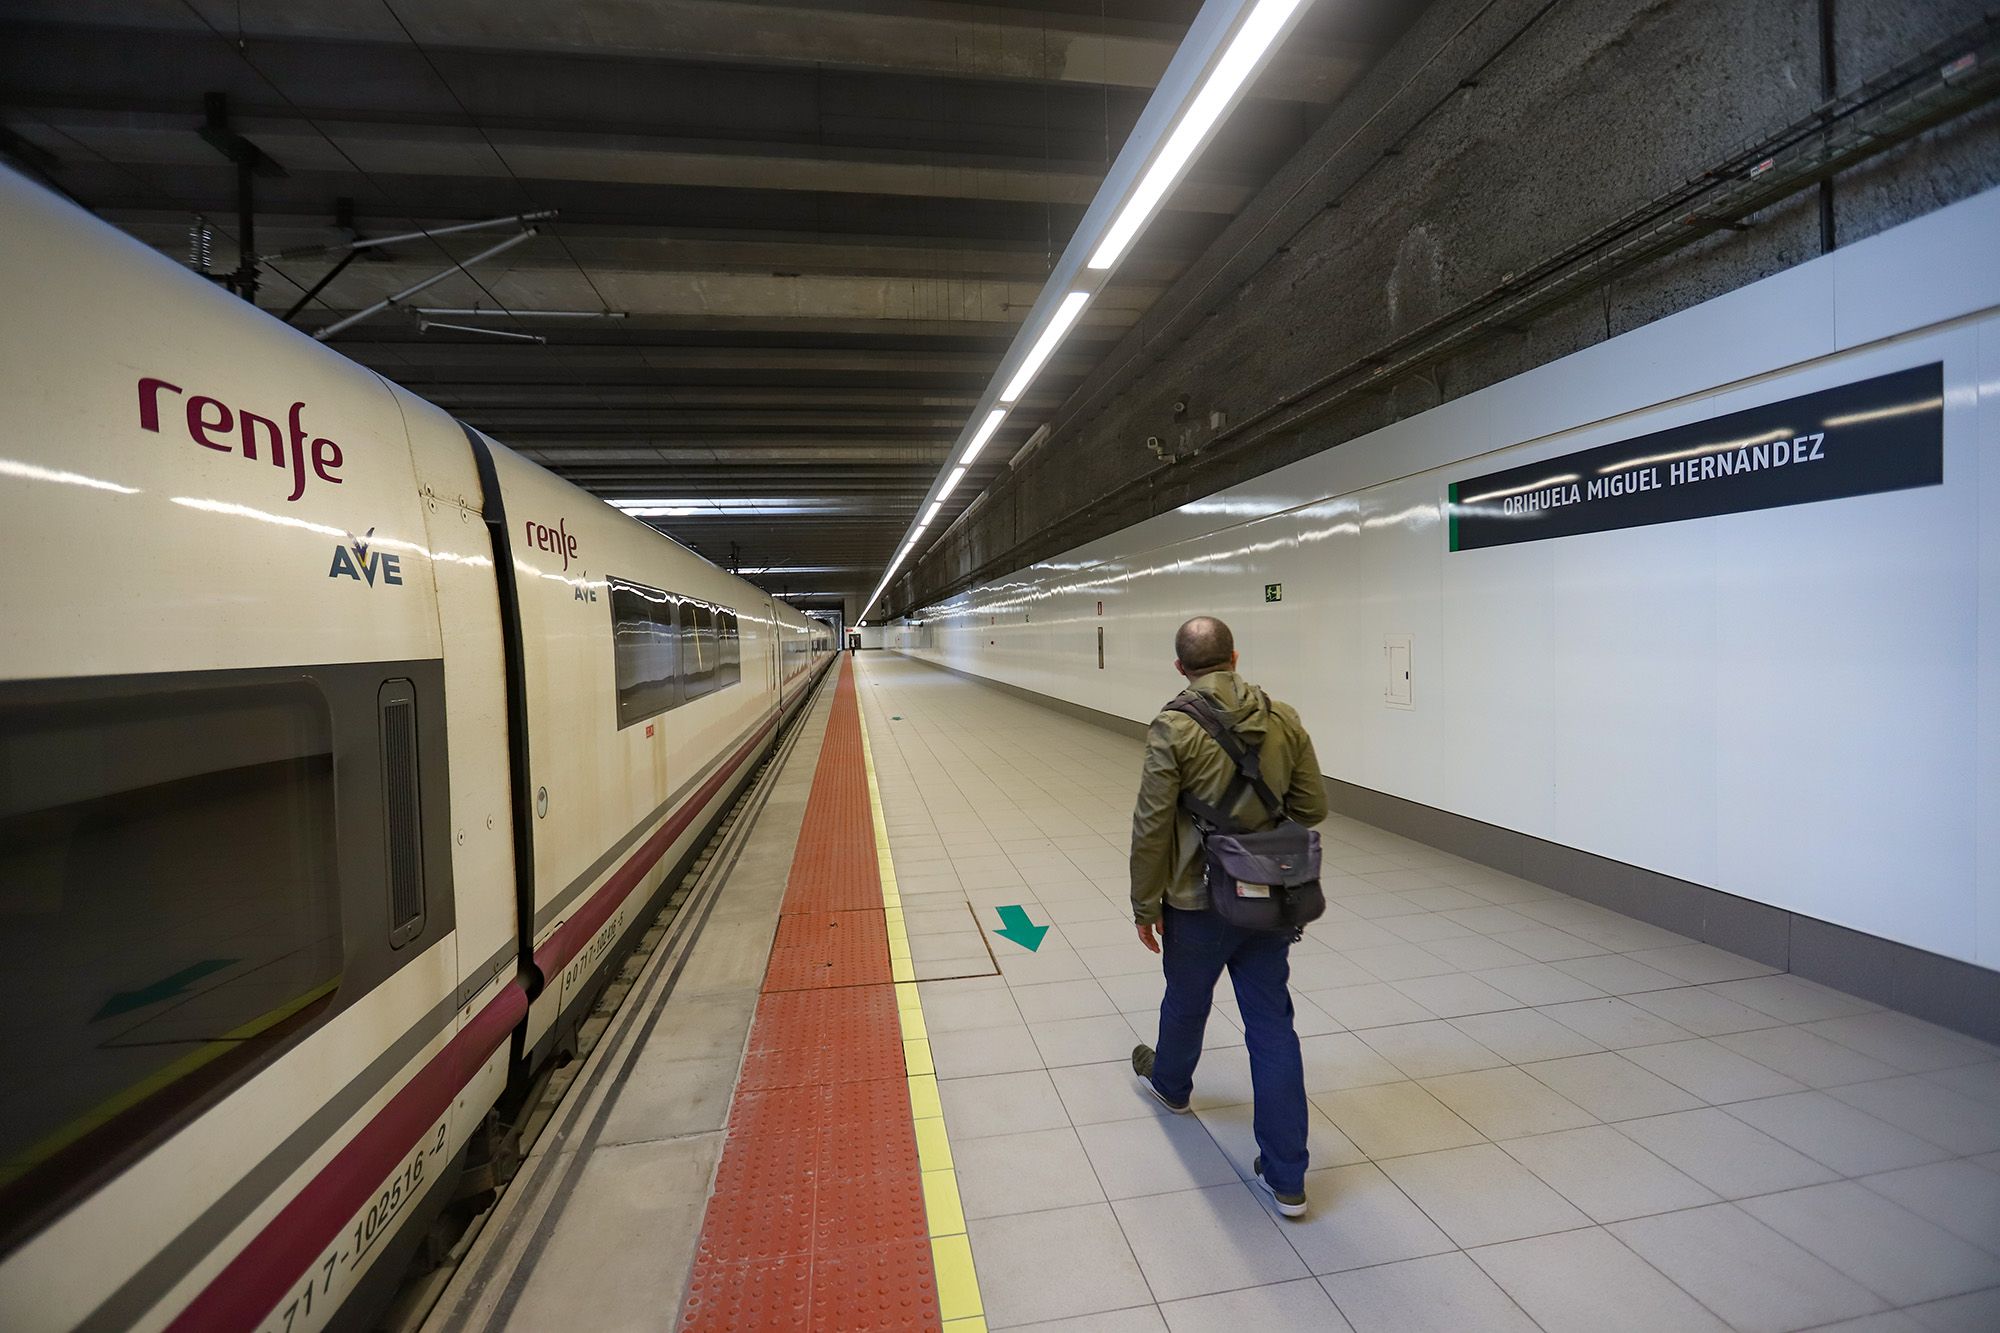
top-left (523, 516), bottom-right (579, 571)
top-left (137, 376), bottom-right (345, 502)
top-left (1445, 363), bottom-right (1945, 552)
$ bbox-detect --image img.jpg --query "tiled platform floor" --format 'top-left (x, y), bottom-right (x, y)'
top-left (854, 653), bottom-right (2000, 1333)
top-left (423, 671), bottom-right (843, 1333)
top-left (684, 661), bottom-right (942, 1332)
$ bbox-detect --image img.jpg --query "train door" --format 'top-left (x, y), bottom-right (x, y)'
top-left (767, 598), bottom-right (780, 703)
top-left (395, 397), bottom-right (520, 1052)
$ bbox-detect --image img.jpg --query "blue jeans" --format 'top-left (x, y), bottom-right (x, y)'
top-left (1149, 905), bottom-right (1309, 1193)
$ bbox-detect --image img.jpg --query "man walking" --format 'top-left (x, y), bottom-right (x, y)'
top-left (1129, 616), bottom-right (1327, 1216)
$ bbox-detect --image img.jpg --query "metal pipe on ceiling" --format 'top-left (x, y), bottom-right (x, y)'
top-left (261, 210), bottom-right (556, 262)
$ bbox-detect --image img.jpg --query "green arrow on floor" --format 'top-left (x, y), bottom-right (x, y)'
top-left (993, 904), bottom-right (1048, 952)
top-left (94, 958), bottom-right (236, 1021)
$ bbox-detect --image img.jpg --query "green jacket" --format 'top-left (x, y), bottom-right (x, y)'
top-left (1129, 671), bottom-right (1329, 925)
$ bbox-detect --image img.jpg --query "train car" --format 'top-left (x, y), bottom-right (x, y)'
top-left (0, 167), bottom-right (833, 1332)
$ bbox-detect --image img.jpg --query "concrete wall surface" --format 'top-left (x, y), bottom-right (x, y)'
top-left (901, 0), bottom-right (2000, 613)
top-left (894, 184), bottom-right (2000, 974)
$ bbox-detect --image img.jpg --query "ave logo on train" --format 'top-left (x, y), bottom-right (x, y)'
top-left (327, 527), bottom-right (403, 587)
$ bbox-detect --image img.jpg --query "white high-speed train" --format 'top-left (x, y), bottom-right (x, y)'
top-left (0, 168), bottom-right (833, 1332)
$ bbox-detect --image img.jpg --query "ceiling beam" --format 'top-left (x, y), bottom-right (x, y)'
top-left (12, 111), bottom-right (1259, 212)
top-left (100, 212), bottom-right (1197, 282)
top-left (0, 1), bottom-right (1362, 102)
top-left (513, 445), bottom-right (948, 464)
top-left (341, 348), bottom-right (1073, 374)
top-left (268, 262), bottom-right (1161, 327)
top-left (422, 386), bottom-right (1058, 409)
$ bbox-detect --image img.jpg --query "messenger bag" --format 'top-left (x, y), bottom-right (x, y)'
top-left (1164, 695), bottom-right (1325, 939)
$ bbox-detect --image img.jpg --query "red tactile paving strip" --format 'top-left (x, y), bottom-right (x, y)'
top-left (681, 662), bottom-right (942, 1333)
top-left (764, 910), bottom-right (894, 991)
top-left (739, 987), bottom-right (906, 1090)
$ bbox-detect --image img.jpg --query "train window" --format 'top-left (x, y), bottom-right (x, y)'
top-left (609, 577), bottom-right (681, 727)
top-left (609, 583), bottom-right (740, 719)
top-left (718, 610), bottom-right (740, 688)
top-left (694, 604), bottom-right (716, 682)
top-left (379, 680), bottom-right (425, 947)
top-left (681, 601), bottom-right (711, 698)
top-left (0, 680), bottom-right (342, 1226)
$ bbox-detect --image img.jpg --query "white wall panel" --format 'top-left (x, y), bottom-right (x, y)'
top-left (1546, 518), bottom-right (1718, 889)
top-left (1290, 498), bottom-right (1366, 785)
top-left (1978, 317), bottom-right (2000, 969)
top-left (1433, 527), bottom-right (1558, 839)
top-left (1350, 482), bottom-right (1450, 808)
top-left (1711, 329), bottom-right (1982, 957)
top-left (905, 187), bottom-right (2000, 972)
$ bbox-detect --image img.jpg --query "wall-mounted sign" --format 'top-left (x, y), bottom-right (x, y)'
top-left (1447, 363), bottom-right (1943, 552)
top-left (1265, 583), bottom-right (1283, 602)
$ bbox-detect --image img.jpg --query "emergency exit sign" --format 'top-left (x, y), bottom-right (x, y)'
top-left (1264, 583), bottom-right (1282, 602)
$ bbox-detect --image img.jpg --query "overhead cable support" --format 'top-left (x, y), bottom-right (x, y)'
top-left (418, 320), bottom-right (548, 343)
top-left (194, 91), bottom-right (285, 303)
top-left (261, 210), bottom-right (557, 263)
top-left (312, 227), bottom-right (540, 341)
top-left (414, 307), bottom-right (624, 319)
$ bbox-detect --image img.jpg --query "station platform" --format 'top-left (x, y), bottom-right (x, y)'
top-left (428, 654), bottom-right (2000, 1333)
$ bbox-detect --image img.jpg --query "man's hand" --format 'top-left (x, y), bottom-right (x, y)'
top-left (1136, 921), bottom-right (1161, 954)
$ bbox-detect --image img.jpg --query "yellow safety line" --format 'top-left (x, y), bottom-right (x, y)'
top-left (859, 697), bottom-right (988, 1333)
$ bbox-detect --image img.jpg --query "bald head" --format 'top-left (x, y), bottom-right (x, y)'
top-left (1175, 617), bottom-right (1235, 675)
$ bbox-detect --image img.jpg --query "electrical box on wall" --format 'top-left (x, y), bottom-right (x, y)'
top-left (1384, 635), bottom-right (1413, 709)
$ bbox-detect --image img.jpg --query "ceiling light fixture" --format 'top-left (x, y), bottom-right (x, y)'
top-left (998, 293), bottom-right (1089, 404)
top-left (1088, 0), bottom-right (1306, 272)
top-left (959, 408), bottom-right (1011, 467)
top-left (856, 0), bottom-right (1313, 627)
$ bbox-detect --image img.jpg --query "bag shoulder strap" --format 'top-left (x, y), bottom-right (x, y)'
top-left (1164, 695), bottom-right (1287, 826)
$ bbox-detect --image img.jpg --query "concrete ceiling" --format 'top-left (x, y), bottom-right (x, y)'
top-left (1, 0), bottom-right (1429, 612)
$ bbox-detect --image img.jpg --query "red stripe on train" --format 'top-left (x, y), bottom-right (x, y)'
top-left (164, 983), bottom-right (528, 1333)
top-left (165, 709), bottom-right (779, 1330)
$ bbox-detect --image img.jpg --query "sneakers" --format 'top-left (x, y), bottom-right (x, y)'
top-left (1130, 1044), bottom-right (1191, 1114)
top-left (1253, 1156), bottom-right (1308, 1218)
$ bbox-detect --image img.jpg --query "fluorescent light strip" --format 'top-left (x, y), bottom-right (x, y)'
top-left (1088, 0), bottom-right (1304, 272)
top-left (1000, 292), bottom-right (1089, 404)
top-left (864, 0), bottom-right (1312, 629)
top-left (959, 408), bottom-right (1010, 467)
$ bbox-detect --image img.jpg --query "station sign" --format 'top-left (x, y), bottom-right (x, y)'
top-left (1446, 363), bottom-right (1944, 552)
